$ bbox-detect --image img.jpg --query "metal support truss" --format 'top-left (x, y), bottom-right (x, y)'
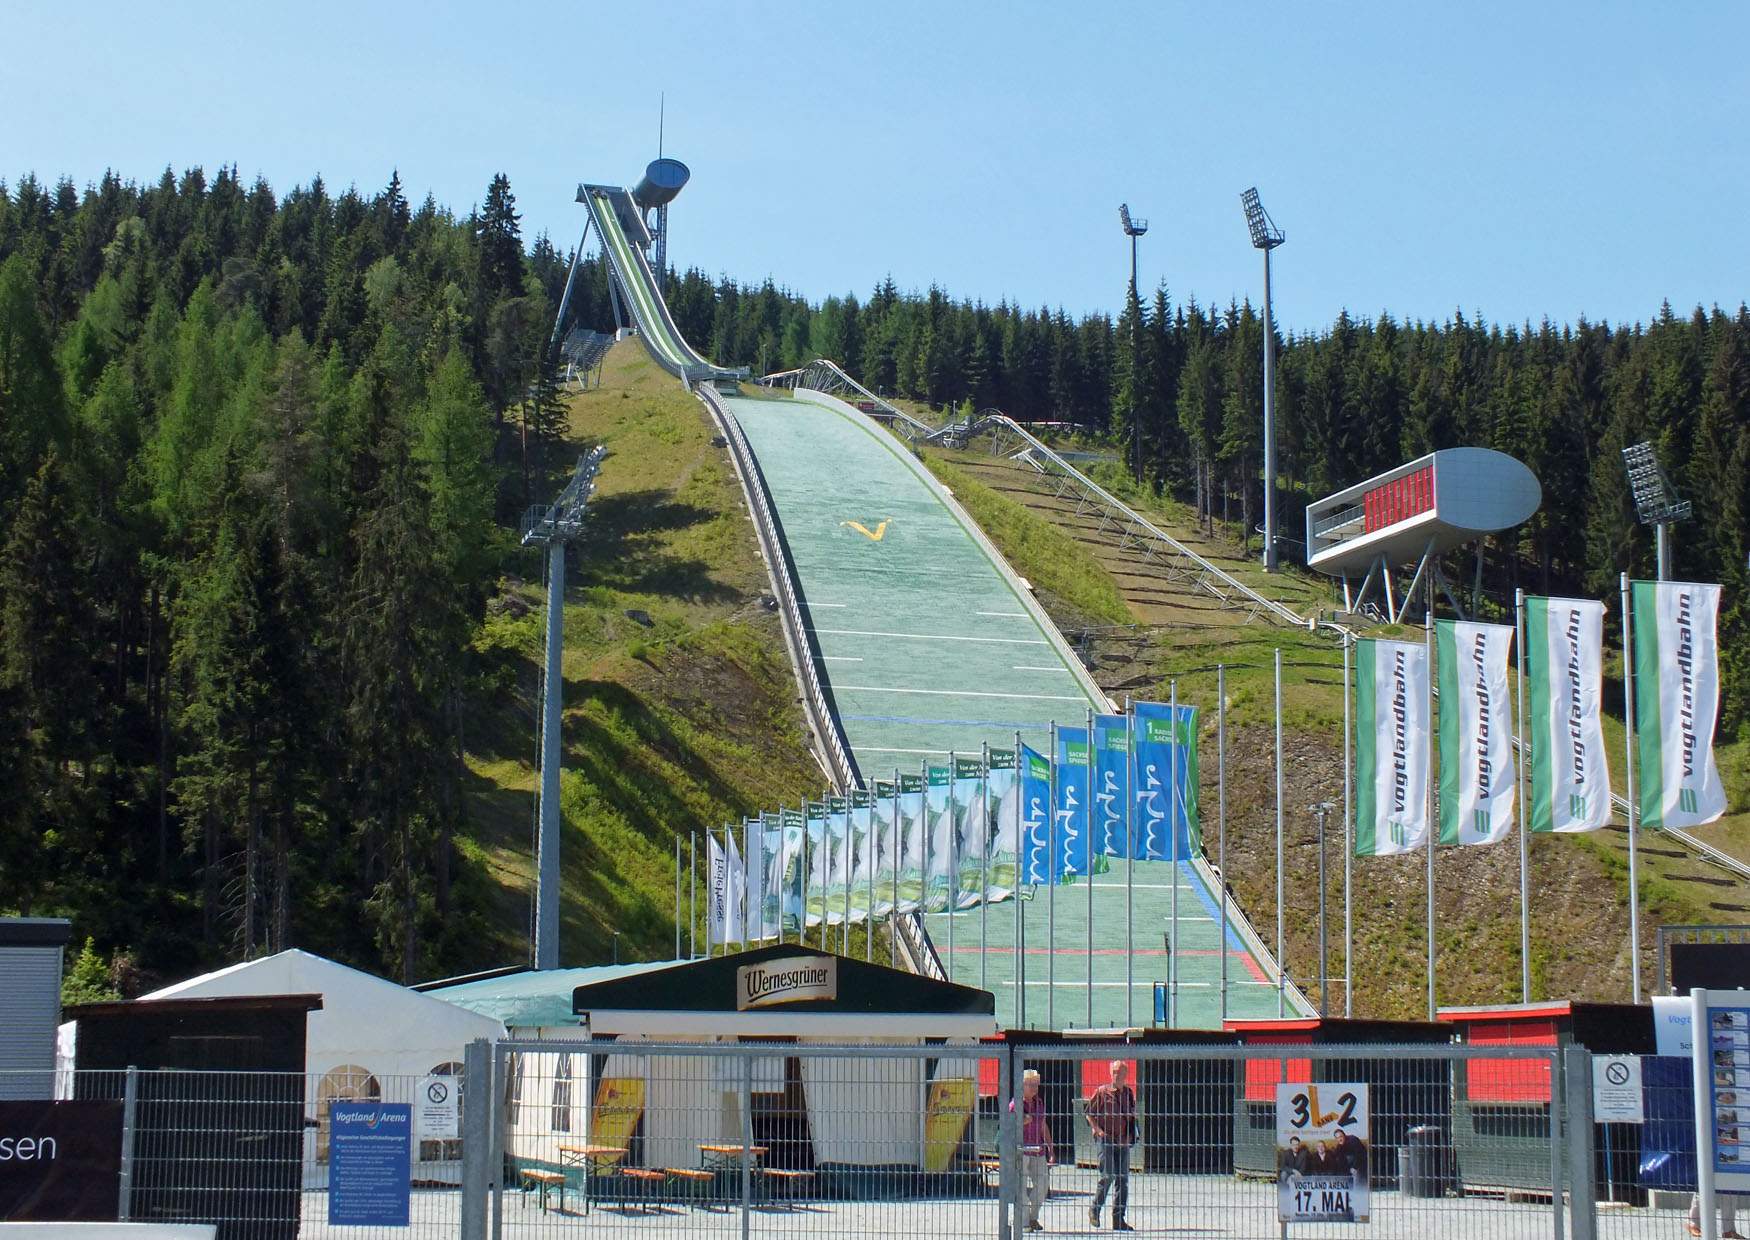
top-left (758, 359), bottom-right (938, 439)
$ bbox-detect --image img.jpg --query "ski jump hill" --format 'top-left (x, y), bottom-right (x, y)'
top-left (576, 182), bottom-right (1311, 1028)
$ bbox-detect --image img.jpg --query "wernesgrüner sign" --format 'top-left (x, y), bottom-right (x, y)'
top-left (737, 957), bottom-right (837, 1010)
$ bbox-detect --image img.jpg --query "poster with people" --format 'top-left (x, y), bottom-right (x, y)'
top-left (1276, 1083), bottom-right (1370, 1223)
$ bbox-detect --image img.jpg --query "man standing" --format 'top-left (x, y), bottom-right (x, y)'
top-left (1085, 1060), bottom-right (1138, 1231)
top-left (1013, 1069), bottom-right (1054, 1232)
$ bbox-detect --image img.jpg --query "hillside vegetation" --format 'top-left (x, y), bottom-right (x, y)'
top-left (925, 436), bottom-right (1749, 1017)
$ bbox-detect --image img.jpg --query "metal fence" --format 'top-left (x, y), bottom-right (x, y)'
top-left (5, 1043), bottom-right (1720, 1240)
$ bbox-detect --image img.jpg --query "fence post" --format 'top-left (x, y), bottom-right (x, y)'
top-left (741, 1055), bottom-right (754, 1240)
top-left (1564, 1046), bottom-right (1595, 1240)
top-left (998, 1047), bottom-right (1017, 1240)
top-left (116, 1065), bottom-right (138, 1221)
top-left (461, 1039), bottom-right (490, 1240)
top-left (490, 1043), bottom-right (506, 1240)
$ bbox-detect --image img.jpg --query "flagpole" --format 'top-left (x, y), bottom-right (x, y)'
top-left (690, 829), bottom-right (698, 959)
top-left (1169, 678), bottom-right (1180, 1029)
top-left (1086, 707), bottom-right (1095, 1028)
top-left (1125, 695), bottom-right (1135, 1029)
top-left (952, 748), bottom-right (966, 979)
top-left (892, 770), bottom-right (901, 968)
top-left (1620, 573), bottom-right (1642, 1003)
top-left (1048, 721), bottom-right (1058, 1032)
top-left (1342, 636), bottom-right (1354, 1017)
top-left (1425, 608), bottom-right (1437, 1022)
top-left (1275, 649), bottom-right (1286, 1018)
top-left (1515, 589), bottom-right (1531, 1002)
top-left (1218, 665), bottom-right (1230, 1023)
top-left (675, 834), bottom-right (683, 959)
top-left (1015, 732), bottom-right (1026, 1029)
top-left (866, 796), bottom-right (875, 962)
top-left (981, 742), bottom-right (991, 996)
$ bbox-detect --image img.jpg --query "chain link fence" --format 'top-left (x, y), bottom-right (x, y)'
top-left (2, 1043), bottom-right (1724, 1239)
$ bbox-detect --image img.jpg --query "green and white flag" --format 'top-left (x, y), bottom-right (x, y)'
top-left (1632, 580), bottom-right (1727, 828)
top-left (1526, 597), bottom-right (1611, 833)
top-left (1355, 638), bottom-right (1431, 857)
top-left (1437, 621), bottom-right (1516, 846)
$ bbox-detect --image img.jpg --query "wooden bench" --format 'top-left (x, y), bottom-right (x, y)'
top-left (519, 1168), bottom-right (567, 1213)
top-left (666, 1167), bottom-right (724, 1211)
top-left (978, 1157), bottom-right (1003, 1190)
top-left (619, 1167), bottom-right (669, 1212)
top-left (760, 1167), bottom-right (817, 1209)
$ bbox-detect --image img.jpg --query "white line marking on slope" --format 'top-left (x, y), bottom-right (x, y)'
top-left (1012, 665), bottom-right (1075, 673)
top-left (978, 611), bottom-right (1029, 618)
top-left (817, 655), bottom-right (863, 662)
top-left (811, 628), bottom-right (1048, 646)
top-left (836, 685), bottom-right (1087, 703)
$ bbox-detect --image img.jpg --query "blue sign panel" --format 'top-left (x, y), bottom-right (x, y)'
top-left (329, 1102), bottom-right (411, 1226)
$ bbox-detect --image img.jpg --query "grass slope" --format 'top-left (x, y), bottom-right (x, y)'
top-left (923, 437), bottom-right (1750, 1018)
top-left (456, 344), bottom-right (822, 971)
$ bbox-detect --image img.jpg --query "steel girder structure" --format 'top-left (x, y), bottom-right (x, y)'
top-left (758, 359), bottom-right (938, 439)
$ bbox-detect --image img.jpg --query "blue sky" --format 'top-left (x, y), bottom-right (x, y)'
top-left (9, 1), bottom-right (1748, 333)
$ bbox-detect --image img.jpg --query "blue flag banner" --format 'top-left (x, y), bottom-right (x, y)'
top-left (1019, 744), bottom-right (1057, 885)
top-left (1132, 702), bottom-right (1199, 860)
top-left (1054, 726), bottom-right (1092, 877)
top-left (1093, 714), bottom-right (1130, 856)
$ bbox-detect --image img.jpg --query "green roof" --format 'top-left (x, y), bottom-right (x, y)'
top-left (431, 960), bottom-right (683, 1027)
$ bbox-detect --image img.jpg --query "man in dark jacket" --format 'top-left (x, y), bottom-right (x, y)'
top-left (1085, 1061), bottom-right (1138, 1231)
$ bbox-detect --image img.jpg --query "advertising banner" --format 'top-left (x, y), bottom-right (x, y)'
top-left (1436, 620), bottom-right (1516, 846)
top-left (1054, 726), bottom-right (1092, 877)
top-left (1092, 714), bottom-right (1130, 857)
top-left (0, 1100), bottom-right (122, 1222)
top-left (1633, 580), bottom-right (1727, 828)
top-left (985, 750), bottom-right (1019, 900)
top-left (1276, 1083), bottom-right (1370, 1224)
top-left (1132, 702), bottom-right (1199, 860)
top-left (1019, 744), bottom-right (1056, 886)
top-left (1526, 597), bottom-right (1612, 832)
top-left (1355, 639), bottom-right (1431, 857)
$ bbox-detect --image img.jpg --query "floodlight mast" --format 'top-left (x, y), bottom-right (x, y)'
top-left (1119, 204), bottom-right (1150, 484)
top-left (1241, 187), bottom-right (1285, 572)
top-left (522, 446), bottom-right (607, 968)
top-left (1621, 440), bottom-right (1692, 580)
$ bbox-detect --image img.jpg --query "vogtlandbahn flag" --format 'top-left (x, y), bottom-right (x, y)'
top-left (1526, 597), bottom-right (1611, 833)
top-left (1437, 621), bottom-right (1516, 846)
top-left (1355, 639), bottom-right (1431, 857)
top-left (1632, 580), bottom-right (1727, 829)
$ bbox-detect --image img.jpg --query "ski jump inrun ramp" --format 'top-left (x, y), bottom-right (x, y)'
top-left (581, 183), bottom-right (1310, 1026)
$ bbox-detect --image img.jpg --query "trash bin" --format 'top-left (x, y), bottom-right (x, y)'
top-left (1401, 1125), bottom-right (1456, 1198)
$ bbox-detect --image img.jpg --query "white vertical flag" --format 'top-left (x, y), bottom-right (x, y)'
top-left (1526, 597), bottom-right (1611, 833)
top-left (1632, 580), bottom-right (1728, 828)
top-left (744, 821), bottom-right (765, 940)
top-left (1437, 621), bottom-right (1516, 846)
top-left (723, 829), bottom-right (746, 944)
top-left (1354, 638), bottom-right (1432, 856)
top-left (706, 832), bottom-right (729, 946)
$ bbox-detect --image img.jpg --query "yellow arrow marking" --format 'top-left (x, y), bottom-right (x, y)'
top-left (841, 519), bottom-right (892, 542)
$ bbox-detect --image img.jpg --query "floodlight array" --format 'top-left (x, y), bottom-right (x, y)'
top-left (1241, 187), bottom-right (1284, 250)
top-left (1621, 440), bottom-right (1691, 525)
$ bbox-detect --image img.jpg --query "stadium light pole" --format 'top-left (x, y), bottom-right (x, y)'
top-left (1622, 440), bottom-right (1691, 580)
top-left (522, 447), bottom-right (606, 970)
top-left (1119, 204), bottom-right (1150, 484)
top-left (1241, 188), bottom-right (1286, 572)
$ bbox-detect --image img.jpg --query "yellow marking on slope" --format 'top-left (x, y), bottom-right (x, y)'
top-left (841, 519), bottom-right (892, 542)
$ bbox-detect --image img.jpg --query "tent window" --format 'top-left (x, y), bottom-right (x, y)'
top-left (316, 1065), bottom-right (382, 1163)
top-left (552, 1055), bottom-right (573, 1133)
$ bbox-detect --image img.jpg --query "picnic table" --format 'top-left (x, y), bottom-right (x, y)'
top-left (556, 1144), bottom-right (627, 1214)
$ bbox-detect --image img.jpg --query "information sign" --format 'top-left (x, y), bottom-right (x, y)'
top-left (329, 1102), bottom-right (411, 1227)
top-left (417, 1076), bottom-right (459, 1141)
top-left (1275, 1083), bottom-right (1370, 1224)
top-left (1592, 1055), bottom-right (1645, 1124)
